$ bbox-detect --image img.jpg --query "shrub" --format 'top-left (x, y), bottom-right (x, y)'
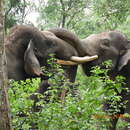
top-left (8, 60), bottom-right (127, 130)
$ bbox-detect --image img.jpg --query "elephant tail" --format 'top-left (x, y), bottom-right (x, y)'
top-left (48, 28), bottom-right (87, 56)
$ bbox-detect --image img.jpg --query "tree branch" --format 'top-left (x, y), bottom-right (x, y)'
top-left (59, 0), bottom-right (66, 27)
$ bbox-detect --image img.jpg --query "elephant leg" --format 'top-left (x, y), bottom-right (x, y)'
top-left (37, 80), bottom-right (50, 94)
top-left (107, 118), bottom-right (118, 130)
top-left (63, 65), bottom-right (78, 83)
top-left (30, 79), bottom-right (50, 111)
top-left (60, 65), bottom-right (78, 101)
top-left (30, 79), bottom-right (51, 129)
top-left (103, 108), bottom-right (119, 130)
top-left (121, 93), bottom-right (130, 130)
top-left (103, 101), bottom-right (123, 130)
top-left (107, 93), bottom-right (130, 130)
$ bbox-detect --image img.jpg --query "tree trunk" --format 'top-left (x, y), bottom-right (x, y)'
top-left (0, 0), bottom-right (11, 129)
top-left (60, 0), bottom-right (66, 28)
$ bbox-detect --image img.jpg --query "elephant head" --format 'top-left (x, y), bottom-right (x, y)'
top-left (81, 31), bottom-right (130, 75)
top-left (5, 25), bottom-right (60, 80)
top-left (81, 31), bottom-right (130, 129)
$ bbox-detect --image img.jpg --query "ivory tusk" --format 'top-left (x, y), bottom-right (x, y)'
top-left (57, 60), bottom-right (78, 65)
top-left (70, 55), bottom-right (98, 63)
top-left (57, 55), bottom-right (98, 66)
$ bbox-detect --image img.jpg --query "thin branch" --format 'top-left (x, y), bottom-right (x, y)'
top-left (59, 0), bottom-right (66, 28)
top-left (66, 6), bottom-right (85, 28)
top-left (67, 0), bottom-right (73, 11)
top-left (21, 0), bottom-right (26, 24)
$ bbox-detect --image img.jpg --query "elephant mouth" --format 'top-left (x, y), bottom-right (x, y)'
top-left (57, 55), bottom-right (98, 65)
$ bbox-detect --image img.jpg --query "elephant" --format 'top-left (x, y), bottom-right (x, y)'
top-left (78, 31), bottom-right (130, 130)
top-left (52, 29), bottom-right (130, 129)
top-left (6, 25), bottom-right (98, 80)
top-left (5, 25), bottom-right (98, 102)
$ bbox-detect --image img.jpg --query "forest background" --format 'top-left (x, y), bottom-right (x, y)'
top-left (4, 0), bottom-right (130, 129)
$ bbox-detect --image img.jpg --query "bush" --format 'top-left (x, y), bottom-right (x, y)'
top-left (8, 60), bottom-right (127, 130)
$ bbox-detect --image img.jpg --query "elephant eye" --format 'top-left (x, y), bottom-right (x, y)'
top-left (100, 39), bottom-right (110, 49)
top-left (34, 48), bottom-right (38, 53)
top-left (102, 39), bottom-right (110, 46)
top-left (120, 50), bottom-right (126, 56)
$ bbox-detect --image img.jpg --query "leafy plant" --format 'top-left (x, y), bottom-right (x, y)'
top-left (8, 60), bottom-right (127, 129)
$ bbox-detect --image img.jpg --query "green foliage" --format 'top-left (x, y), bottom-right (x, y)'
top-left (8, 60), bottom-right (127, 129)
top-left (9, 78), bottom-right (40, 129)
top-left (37, 0), bottom-right (88, 30)
top-left (36, 0), bottom-right (130, 38)
top-left (4, 0), bottom-right (35, 32)
top-left (92, 0), bottom-right (130, 30)
top-left (5, 0), bottom-right (130, 38)
top-left (117, 17), bottom-right (130, 37)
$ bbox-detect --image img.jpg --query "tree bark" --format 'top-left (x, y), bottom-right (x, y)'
top-left (0, 0), bottom-right (11, 129)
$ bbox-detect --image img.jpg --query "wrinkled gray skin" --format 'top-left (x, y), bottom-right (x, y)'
top-left (81, 31), bottom-right (130, 130)
top-left (5, 25), bottom-right (83, 82)
top-left (5, 25), bottom-right (88, 107)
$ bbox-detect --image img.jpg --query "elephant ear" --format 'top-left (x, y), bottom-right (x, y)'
top-left (118, 49), bottom-right (130, 71)
top-left (24, 40), bottom-right (42, 76)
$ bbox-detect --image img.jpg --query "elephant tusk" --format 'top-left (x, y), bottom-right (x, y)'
top-left (56, 55), bottom-right (98, 65)
top-left (70, 55), bottom-right (98, 63)
top-left (57, 60), bottom-right (78, 65)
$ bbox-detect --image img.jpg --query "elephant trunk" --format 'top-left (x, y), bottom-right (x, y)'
top-left (48, 28), bottom-right (87, 56)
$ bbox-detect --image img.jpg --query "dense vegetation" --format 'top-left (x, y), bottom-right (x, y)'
top-left (9, 60), bottom-right (127, 129)
top-left (5, 0), bottom-right (130, 37)
top-left (5, 0), bottom-right (130, 129)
